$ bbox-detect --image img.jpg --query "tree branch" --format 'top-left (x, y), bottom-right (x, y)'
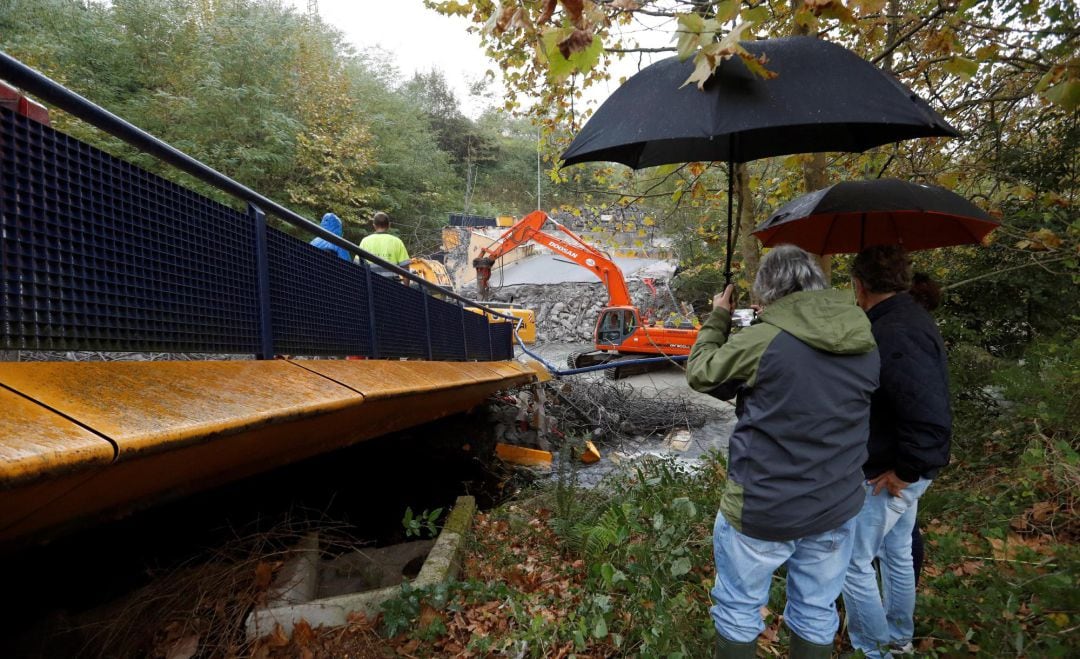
top-left (871, 5), bottom-right (950, 65)
top-left (605, 46), bottom-right (678, 54)
top-left (947, 92), bottom-right (1034, 113)
top-left (942, 254), bottom-right (1073, 291)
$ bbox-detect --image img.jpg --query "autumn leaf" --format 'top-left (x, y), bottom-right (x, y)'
top-left (682, 22), bottom-right (756, 89)
top-left (943, 57), bottom-right (979, 80)
top-left (740, 5), bottom-right (770, 24)
top-left (292, 618), bottom-right (315, 646)
top-left (951, 560), bottom-right (983, 576)
top-left (557, 28), bottom-right (594, 59)
top-left (486, 3), bottom-right (518, 35)
top-left (267, 624), bottom-right (290, 648)
top-left (1026, 228), bottom-right (1063, 250)
top-left (1043, 76), bottom-right (1080, 111)
top-left (164, 634), bottom-right (199, 659)
top-left (419, 603), bottom-right (443, 629)
top-left (937, 172), bottom-right (960, 188)
top-left (675, 13), bottom-right (711, 61)
top-left (794, 8), bottom-right (818, 32)
top-left (855, 0), bottom-right (887, 13)
top-left (739, 52), bottom-right (779, 80)
top-left (537, 0), bottom-right (557, 25)
top-left (1031, 501), bottom-right (1056, 522)
top-left (560, 0), bottom-right (585, 24)
top-left (254, 561), bottom-right (279, 590)
top-left (805, 0), bottom-right (855, 22)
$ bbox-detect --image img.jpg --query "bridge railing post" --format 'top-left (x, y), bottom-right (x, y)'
top-left (487, 319), bottom-right (494, 360)
top-left (363, 262), bottom-right (380, 359)
top-left (459, 301), bottom-right (469, 361)
top-left (422, 292), bottom-right (434, 360)
top-left (249, 203), bottom-right (274, 360)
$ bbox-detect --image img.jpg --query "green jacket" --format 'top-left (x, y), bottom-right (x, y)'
top-left (687, 289), bottom-right (879, 541)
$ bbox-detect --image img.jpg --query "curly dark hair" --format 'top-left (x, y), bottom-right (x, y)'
top-left (851, 244), bottom-right (912, 294)
top-left (909, 272), bottom-right (942, 311)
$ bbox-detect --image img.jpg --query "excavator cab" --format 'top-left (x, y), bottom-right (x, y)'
top-left (595, 307), bottom-right (638, 347)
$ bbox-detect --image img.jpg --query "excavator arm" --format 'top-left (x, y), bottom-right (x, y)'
top-left (473, 211), bottom-right (633, 307)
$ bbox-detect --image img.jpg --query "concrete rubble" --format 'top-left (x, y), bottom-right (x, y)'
top-left (476, 280), bottom-right (692, 344)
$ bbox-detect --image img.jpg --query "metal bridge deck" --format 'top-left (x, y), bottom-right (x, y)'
top-left (0, 359), bottom-right (542, 546)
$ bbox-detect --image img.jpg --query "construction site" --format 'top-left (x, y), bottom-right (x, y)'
top-left (0, 63), bottom-right (733, 656)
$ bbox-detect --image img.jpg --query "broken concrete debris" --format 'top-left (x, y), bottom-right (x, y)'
top-left (246, 496), bottom-right (477, 639)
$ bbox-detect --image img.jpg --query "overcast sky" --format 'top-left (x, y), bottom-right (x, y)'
top-left (287, 0), bottom-right (672, 117)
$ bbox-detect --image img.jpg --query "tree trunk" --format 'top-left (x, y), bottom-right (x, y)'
top-left (790, 0), bottom-right (832, 281)
top-left (735, 163), bottom-right (761, 295)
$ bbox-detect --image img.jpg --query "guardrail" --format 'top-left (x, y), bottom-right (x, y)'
top-left (0, 51), bottom-right (514, 361)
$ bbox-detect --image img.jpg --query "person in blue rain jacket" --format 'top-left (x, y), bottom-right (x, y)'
top-left (310, 213), bottom-right (351, 261)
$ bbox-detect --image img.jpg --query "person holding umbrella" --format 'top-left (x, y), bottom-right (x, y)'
top-left (842, 245), bottom-right (952, 658)
top-left (559, 35), bottom-right (961, 657)
top-left (687, 244), bottom-right (879, 657)
top-left (751, 180), bottom-right (993, 655)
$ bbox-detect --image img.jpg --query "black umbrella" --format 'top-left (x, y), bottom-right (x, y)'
top-left (752, 178), bottom-right (999, 253)
top-left (560, 36), bottom-right (959, 283)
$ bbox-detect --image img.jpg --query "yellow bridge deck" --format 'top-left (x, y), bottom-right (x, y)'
top-left (0, 359), bottom-right (542, 547)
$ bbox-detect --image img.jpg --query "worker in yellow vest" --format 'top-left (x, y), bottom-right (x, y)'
top-left (359, 212), bottom-right (409, 266)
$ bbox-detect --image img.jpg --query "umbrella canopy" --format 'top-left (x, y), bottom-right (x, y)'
top-left (561, 36), bottom-right (958, 168)
top-left (559, 36), bottom-right (959, 285)
top-left (752, 178), bottom-right (999, 254)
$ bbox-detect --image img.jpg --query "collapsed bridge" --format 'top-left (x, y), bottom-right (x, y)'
top-left (0, 52), bottom-right (541, 547)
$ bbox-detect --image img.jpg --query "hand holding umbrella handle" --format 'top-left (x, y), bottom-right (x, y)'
top-left (712, 284), bottom-right (736, 312)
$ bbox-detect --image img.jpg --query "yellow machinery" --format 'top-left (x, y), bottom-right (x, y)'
top-left (409, 257), bottom-right (537, 344)
top-left (406, 257), bottom-right (454, 288)
top-left (466, 304), bottom-right (537, 344)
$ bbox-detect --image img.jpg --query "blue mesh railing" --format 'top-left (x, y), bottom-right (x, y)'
top-left (0, 52), bottom-right (514, 360)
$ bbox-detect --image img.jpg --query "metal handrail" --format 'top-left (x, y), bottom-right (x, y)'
top-left (0, 51), bottom-right (515, 321)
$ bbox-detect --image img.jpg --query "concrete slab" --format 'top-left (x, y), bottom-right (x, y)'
top-left (245, 495), bottom-right (477, 638)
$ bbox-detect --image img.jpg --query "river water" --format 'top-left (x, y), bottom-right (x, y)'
top-left (519, 342), bottom-right (736, 487)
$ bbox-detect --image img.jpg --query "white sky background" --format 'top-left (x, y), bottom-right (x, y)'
top-left (288, 0), bottom-right (675, 118)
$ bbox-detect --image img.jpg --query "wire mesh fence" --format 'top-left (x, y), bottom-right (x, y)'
top-left (0, 107), bottom-right (511, 361)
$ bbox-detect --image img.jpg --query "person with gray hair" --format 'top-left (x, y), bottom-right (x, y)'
top-left (687, 244), bottom-right (880, 658)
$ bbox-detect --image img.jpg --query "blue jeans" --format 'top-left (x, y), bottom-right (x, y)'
top-left (711, 512), bottom-right (856, 645)
top-left (842, 478), bottom-right (932, 658)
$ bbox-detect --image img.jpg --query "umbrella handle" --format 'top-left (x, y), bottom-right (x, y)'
top-left (724, 153), bottom-right (735, 288)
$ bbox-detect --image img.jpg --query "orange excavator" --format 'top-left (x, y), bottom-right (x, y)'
top-left (473, 210), bottom-right (697, 376)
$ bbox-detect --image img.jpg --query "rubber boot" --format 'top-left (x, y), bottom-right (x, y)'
top-left (788, 629), bottom-right (834, 659)
top-left (714, 634), bottom-right (757, 659)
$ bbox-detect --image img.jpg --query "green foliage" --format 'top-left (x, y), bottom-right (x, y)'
top-left (993, 337), bottom-right (1080, 433)
top-left (1, 0), bottom-right (589, 257)
top-left (914, 336), bottom-right (1080, 654)
top-left (544, 458), bottom-right (724, 656)
top-left (404, 70), bottom-right (497, 176)
top-left (402, 507), bottom-right (443, 539)
top-left (380, 332), bottom-right (1078, 656)
top-left (671, 262), bottom-right (727, 316)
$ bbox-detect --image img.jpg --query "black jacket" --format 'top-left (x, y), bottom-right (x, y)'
top-left (864, 293), bottom-right (952, 482)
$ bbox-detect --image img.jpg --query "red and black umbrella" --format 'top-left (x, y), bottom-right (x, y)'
top-left (560, 36), bottom-right (958, 284)
top-left (752, 178), bottom-right (999, 253)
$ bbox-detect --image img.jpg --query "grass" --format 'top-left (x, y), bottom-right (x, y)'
top-left (365, 336), bottom-right (1080, 657)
